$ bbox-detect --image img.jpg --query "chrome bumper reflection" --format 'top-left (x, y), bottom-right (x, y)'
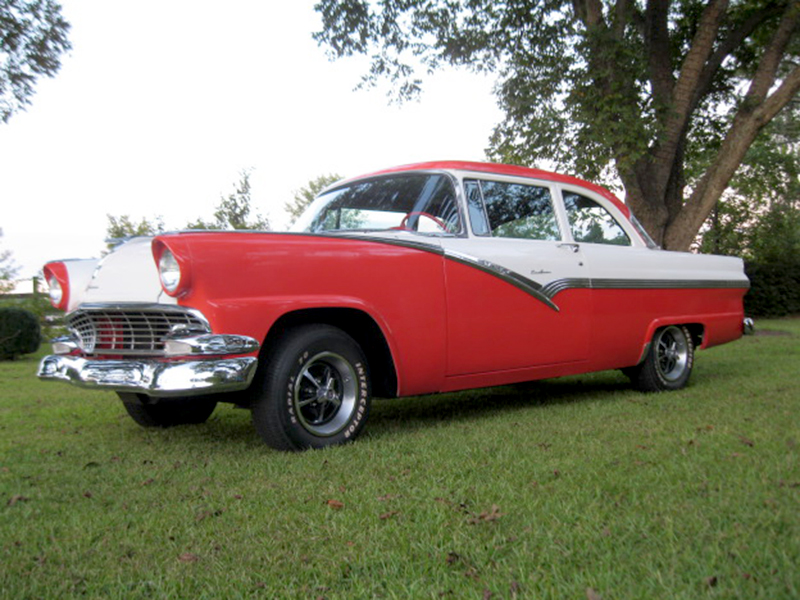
top-left (37, 355), bottom-right (258, 397)
top-left (743, 318), bottom-right (755, 335)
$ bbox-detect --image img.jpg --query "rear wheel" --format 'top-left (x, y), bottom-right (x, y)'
top-left (625, 325), bottom-right (694, 392)
top-left (252, 325), bottom-right (371, 451)
top-left (118, 393), bottom-right (218, 427)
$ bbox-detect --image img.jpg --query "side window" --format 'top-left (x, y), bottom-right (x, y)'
top-left (563, 191), bottom-right (631, 246)
top-left (472, 180), bottom-right (560, 241)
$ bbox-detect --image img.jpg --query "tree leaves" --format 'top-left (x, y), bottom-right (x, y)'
top-left (313, 0), bottom-right (800, 250)
top-left (0, 0), bottom-right (72, 123)
top-left (285, 173), bottom-right (342, 226)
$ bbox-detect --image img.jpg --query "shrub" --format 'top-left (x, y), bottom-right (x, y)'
top-left (0, 307), bottom-right (41, 360)
top-left (744, 260), bottom-right (800, 317)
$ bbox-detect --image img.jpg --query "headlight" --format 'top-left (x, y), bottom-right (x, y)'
top-left (43, 262), bottom-right (69, 310)
top-left (47, 275), bottom-right (63, 305)
top-left (158, 248), bottom-right (182, 294)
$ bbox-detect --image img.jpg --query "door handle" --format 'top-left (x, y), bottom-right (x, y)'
top-left (557, 243), bottom-right (580, 253)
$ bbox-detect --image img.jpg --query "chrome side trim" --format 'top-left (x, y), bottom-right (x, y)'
top-left (270, 235), bottom-right (751, 312)
top-left (590, 278), bottom-right (751, 291)
top-left (444, 250), bottom-right (560, 312)
top-left (541, 278), bottom-right (592, 297)
top-left (325, 233), bottom-right (448, 253)
top-left (37, 355), bottom-right (258, 398)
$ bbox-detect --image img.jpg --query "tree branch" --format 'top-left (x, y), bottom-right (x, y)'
top-left (743, 0), bottom-right (800, 103)
top-left (757, 63), bottom-right (800, 125)
top-left (666, 62), bottom-right (800, 250)
top-left (648, 0), bottom-right (729, 197)
top-left (572, 0), bottom-right (605, 27)
top-left (644, 0), bottom-right (673, 114)
top-left (694, 3), bottom-right (787, 106)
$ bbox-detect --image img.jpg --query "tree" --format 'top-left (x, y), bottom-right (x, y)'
top-left (186, 170), bottom-right (270, 230)
top-left (285, 173), bottom-right (342, 225)
top-left (105, 171), bottom-right (270, 253)
top-left (0, 228), bottom-right (19, 294)
top-left (1, 0), bottom-right (71, 123)
top-left (105, 214), bottom-right (164, 252)
top-left (314, 0), bottom-right (800, 250)
top-left (700, 98), bottom-right (799, 260)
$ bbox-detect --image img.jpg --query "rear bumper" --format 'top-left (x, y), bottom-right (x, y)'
top-left (743, 317), bottom-right (755, 335)
top-left (37, 354), bottom-right (259, 397)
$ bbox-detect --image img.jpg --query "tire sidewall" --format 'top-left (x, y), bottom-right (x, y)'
top-left (651, 325), bottom-right (694, 390)
top-left (118, 393), bottom-right (217, 427)
top-left (258, 326), bottom-right (371, 450)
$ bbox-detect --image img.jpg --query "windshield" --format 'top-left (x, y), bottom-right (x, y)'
top-left (292, 173), bottom-right (462, 235)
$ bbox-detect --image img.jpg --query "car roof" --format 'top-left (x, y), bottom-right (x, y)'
top-left (347, 160), bottom-right (630, 217)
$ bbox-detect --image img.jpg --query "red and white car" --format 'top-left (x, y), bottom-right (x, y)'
top-left (39, 161), bottom-right (752, 450)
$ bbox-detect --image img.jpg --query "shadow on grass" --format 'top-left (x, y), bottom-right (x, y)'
top-left (142, 372), bottom-right (636, 449)
top-left (364, 372), bottom-right (636, 437)
top-left (81, 338), bottom-right (770, 450)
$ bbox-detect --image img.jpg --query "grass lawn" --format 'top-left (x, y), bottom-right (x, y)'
top-left (1, 318), bottom-right (798, 599)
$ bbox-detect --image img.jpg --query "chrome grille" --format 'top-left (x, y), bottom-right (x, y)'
top-left (67, 306), bottom-right (209, 356)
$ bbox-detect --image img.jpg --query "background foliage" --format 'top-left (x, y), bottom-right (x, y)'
top-left (0, 228), bottom-right (20, 294)
top-left (0, 0), bottom-right (71, 123)
top-left (313, 0), bottom-right (800, 250)
top-left (284, 173), bottom-right (342, 225)
top-left (185, 170), bottom-right (270, 232)
top-left (0, 306), bottom-right (39, 358)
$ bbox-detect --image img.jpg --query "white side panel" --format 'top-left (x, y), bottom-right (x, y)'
top-left (581, 244), bottom-right (748, 286)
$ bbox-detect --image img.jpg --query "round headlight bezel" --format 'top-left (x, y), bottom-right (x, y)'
top-left (47, 275), bottom-right (63, 306)
top-left (158, 248), bottom-right (182, 294)
top-left (42, 263), bottom-right (69, 310)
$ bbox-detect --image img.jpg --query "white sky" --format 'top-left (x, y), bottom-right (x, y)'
top-left (0, 1), bottom-right (502, 278)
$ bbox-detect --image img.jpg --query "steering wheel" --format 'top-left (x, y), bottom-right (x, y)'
top-left (399, 211), bottom-right (447, 232)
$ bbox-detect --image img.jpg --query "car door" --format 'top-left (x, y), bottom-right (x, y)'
top-left (440, 177), bottom-right (591, 377)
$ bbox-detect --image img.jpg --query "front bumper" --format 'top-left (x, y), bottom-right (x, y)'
top-left (38, 354), bottom-right (259, 397)
top-left (37, 332), bottom-right (261, 397)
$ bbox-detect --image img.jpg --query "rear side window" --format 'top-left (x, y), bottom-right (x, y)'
top-left (563, 191), bottom-right (630, 246)
top-left (465, 179), bottom-right (560, 241)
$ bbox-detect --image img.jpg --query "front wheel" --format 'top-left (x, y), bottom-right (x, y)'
top-left (625, 325), bottom-right (694, 392)
top-left (118, 393), bottom-right (218, 427)
top-left (252, 325), bottom-right (371, 451)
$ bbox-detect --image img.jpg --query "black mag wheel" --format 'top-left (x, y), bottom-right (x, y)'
top-left (251, 325), bottom-right (371, 451)
top-left (626, 325), bottom-right (694, 392)
top-left (118, 393), bottom-right (218, 427)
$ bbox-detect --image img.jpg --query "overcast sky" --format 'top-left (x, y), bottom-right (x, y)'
top-left (1, 1), bottom-right (502, 279)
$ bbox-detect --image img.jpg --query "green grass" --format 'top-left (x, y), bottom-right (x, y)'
top-left (2, 319), bottom-right (798, 599)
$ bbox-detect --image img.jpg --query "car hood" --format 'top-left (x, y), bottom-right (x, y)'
top-left (77, 237), bottom-right (175, 307)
